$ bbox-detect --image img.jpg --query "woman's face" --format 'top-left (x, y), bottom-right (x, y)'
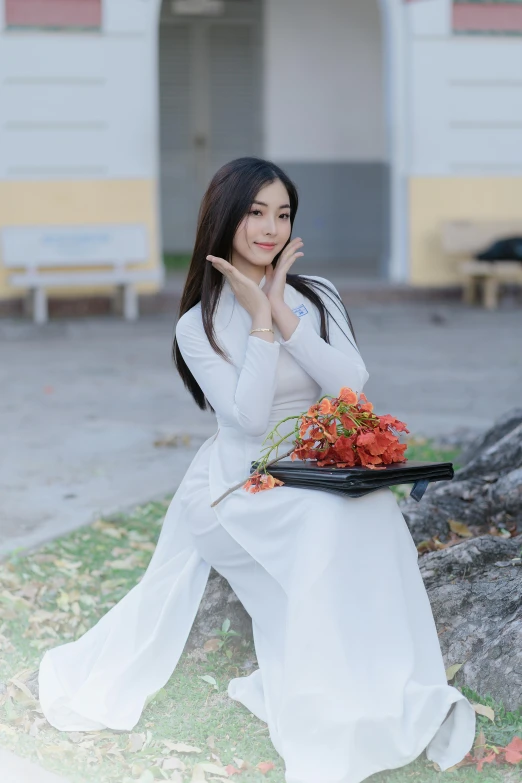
top-left (231, 179), bottom-right (292, 270)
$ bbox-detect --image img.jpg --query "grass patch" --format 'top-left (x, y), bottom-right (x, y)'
top-left (0, 441), bottom-right (520, 782)
top-left (389, 436), bottom-right (463, 503)
top-left (404, 437), bottom-right (463, 470)
top-left (164, 253), bottom-right (191, 271)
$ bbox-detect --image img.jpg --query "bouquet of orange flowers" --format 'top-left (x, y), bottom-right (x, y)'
top-left (243, 386), bottom-right (409, 495)
top-left (210, 387), bottom-right (410, 507)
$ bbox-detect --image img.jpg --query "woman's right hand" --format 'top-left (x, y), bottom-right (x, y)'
top-left (206, 255), bottom-right (271, 321)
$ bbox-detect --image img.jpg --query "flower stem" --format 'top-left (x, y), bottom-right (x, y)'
top-left (210, 447), bottom-right (295, 508)
top-left (258, 427), bottom-right (298, 465)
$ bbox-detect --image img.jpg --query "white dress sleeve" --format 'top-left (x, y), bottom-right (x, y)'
top-left (175, 311), bottom-right (280, 437)
top-left (279, 275), bottom-right (369, 399)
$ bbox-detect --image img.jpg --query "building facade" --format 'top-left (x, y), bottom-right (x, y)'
top-left (0, 0), bottom-right (521, 303)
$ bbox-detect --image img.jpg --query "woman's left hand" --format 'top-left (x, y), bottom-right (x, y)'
top-left (262, 237), bottom-right (304, 307)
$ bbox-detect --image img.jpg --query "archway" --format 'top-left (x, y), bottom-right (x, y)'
top-left (157, 0), bottom-right (402, 280)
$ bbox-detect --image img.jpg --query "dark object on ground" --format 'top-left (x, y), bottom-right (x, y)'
top-left (475, 236), bottom-right (522, 263)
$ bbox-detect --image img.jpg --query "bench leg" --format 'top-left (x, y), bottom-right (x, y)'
top-left (483, 277), bottom-right (500, 310)
top-left (34, 288), bottom-right (48, 323)
top-left (112, 286), bottom-right (124, 317)
top-left (123, 285), bottom-right (138, 320)
top-left (463, 278), bottom-right (479, 305)
top-left (25, 288), bottom-right (48, 323)
top-left (23, 290), bottom-right (33, 318)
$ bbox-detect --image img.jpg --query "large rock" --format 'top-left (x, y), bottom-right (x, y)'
top-left (418, 533), bottom-right (522, 712)
top-left (399, 417), bottom-right (522, 545)
top-left (458, 408), bottom-right (522, 467)
top-left (397, 409), bottom-right (522, 710)
top-left (185, 569), bottom-right (253, 652)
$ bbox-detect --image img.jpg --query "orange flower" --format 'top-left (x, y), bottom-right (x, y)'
top-left (325, 419), bottom-right (338, 443)
top-left (299, 417), bottom-right (314, 437)
top-left (357, 392), bottom-right (374, 413)
top-left (358, 450), bottom-right (383, 467)
top-left (332, 435), bottom-right (356, 464)
top-left (377, 413), bottom-right (409, 434)
top-left (318, 398), bottom-right (334, 415)
top-left (243, 387), bottom-right (410, 498)
top-left (356, 430), bottom-right (395, 456)
top-left (292, 441), bottom-right (323, 461)
top-left (339, 413), bottom-right (356, 432)
top-left (243, 472), bottom-right (285, 493)
top-left (339, 387), bottom-right (358, 405)
top-left (382, 442), bottom-right (408, 463)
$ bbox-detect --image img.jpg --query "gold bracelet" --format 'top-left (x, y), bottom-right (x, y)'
top-left (249, 327), bottom-right (274, 335)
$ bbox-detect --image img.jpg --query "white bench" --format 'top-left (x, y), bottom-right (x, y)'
top-left (442, 220), bottom-right (522, 310)
top-left (1, 224), bottom-right (164, 323)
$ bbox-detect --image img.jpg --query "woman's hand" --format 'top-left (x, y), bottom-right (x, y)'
top-left (206, 254), bottom-right (272, 322)
top-left (262, 237), bottom-right (304, 306)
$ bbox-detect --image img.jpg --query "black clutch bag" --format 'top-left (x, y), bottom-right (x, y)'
top-left (250, 459), bottom-right (454, 502)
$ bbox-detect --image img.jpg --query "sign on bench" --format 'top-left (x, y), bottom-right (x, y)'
top-left (1, 224), bottom-right (164, 323)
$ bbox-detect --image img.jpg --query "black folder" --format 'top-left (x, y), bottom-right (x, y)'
top-left (250, 459), bottom-right (454, 502)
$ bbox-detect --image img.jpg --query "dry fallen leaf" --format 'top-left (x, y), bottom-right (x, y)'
top-left (233, 757), bottom-right (252, 770)
top-left (109, 554), bottom-right (142, 570)
top-left (504, 736), bottom-right (522, 765)
top-left (92, 520), bottom-right (126, 539)
top-left (0, 723), bottom-right (18, 736)
top-left (162, 740), bottom-right (202, 754)
top-left (471, 703), bottom-right (495, 722)
top-left (162, 757), bottom-right (186, 772)
top-left (154, 434), bottom-right (191, 448)
top-left (0, 589), bottom-right (32, 610)
top-left (223, 765), bottom-right (242, 777)
top-left (448, 519), bottom-right (473, 538)
top-left (190, 763), bottom-right (208, 783)
top-left (127, 732), bottom-right (146, 752)
top-left (198, 762), bottom-right (229, 775)
top-left (8, 677), bottom-right (36, 701)
top-left (445, 662), bottom-right (464, 681)
top-left (257, 761), bottom-right (275, 774)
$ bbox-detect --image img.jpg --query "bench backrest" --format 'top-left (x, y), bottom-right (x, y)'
top-left (442, 220), bottom-right (522, 255)
top-left (1, 224), bottom-right (148, 270)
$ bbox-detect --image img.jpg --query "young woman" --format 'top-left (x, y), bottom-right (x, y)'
top-left (38, 157), bottom-right (476, 782)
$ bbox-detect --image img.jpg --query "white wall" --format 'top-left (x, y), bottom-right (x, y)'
top-left (0, 0), bottom-right (390, 177)
top-left (406, 0), bottom-right (522, 176)
top-left (264, 0), bottom-right (387, 162)
top-left (0, 0), bottom-right (161, 180)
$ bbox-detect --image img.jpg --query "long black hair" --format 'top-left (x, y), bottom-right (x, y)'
top-left (173, 156), bottom-right (359, 412)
